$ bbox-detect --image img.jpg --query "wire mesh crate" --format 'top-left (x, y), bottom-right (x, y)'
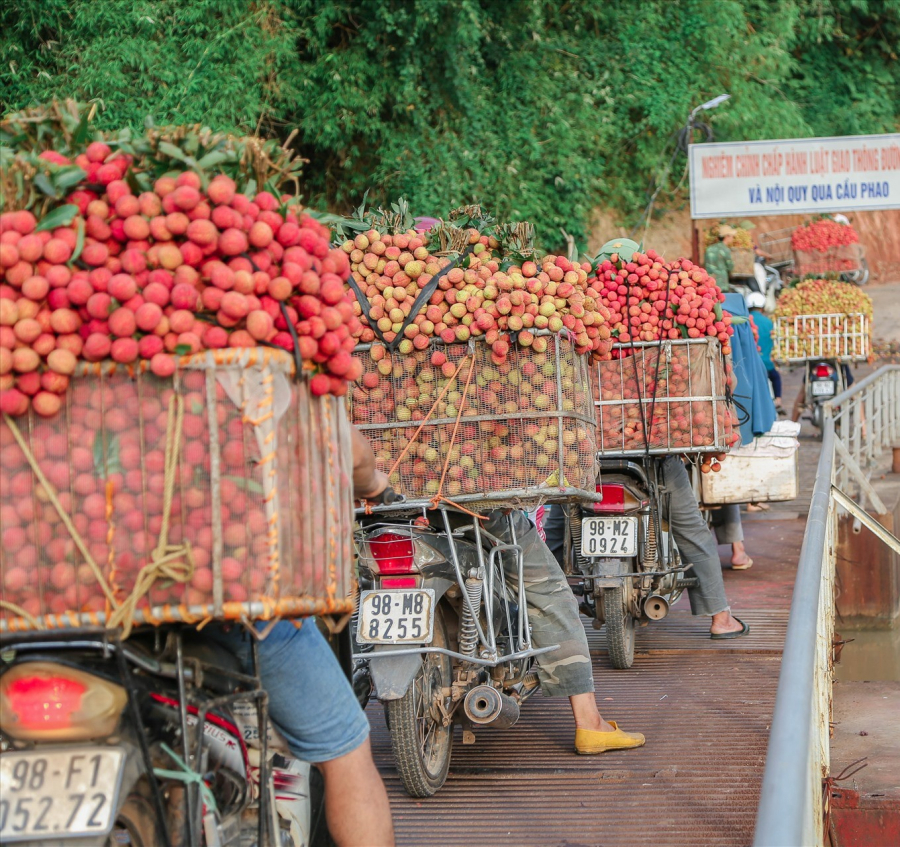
top-left (758, 226), bottom-right (797, 268)
top-left (350, 332), bottom-right (598, 508)
top-left (794, 244), bottom-right (863, 277)
top-left (773, 313), bottom-right (870, 363)
top-left (0, 348), bottom-right (355, 635)
top-left (594, 338), bottom-right (737, 456)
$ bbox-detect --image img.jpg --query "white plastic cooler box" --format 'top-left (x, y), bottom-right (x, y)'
top-left (700, 421), bottom-right (800, 505)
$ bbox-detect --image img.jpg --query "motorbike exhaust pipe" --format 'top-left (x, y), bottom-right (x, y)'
top-left (643, 594), bottom-right (669, 621)
top-left (463, 685), bottom-right (520, 729)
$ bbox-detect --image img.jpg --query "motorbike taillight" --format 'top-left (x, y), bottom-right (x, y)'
top-left (815, 363), bottom-right (834, 378)
top-left (593, 483), bottom-right (641, 514)
top-left (368, 532), bottom-right (417, 575)
top-left (0, 662), bottom-right (127, 741)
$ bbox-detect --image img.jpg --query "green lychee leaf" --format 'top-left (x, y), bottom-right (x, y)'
top-left (175, 344), bottom-right (192, 356)
top-left (33, 173), bottom-right (59, 198)
top-left (157, 141), bottom-right (189, 163)
top-left (54, 166), bottom-right (88, 191)
top-left (69, 217), bottom-right (86, 266)
top-left (197, 150), bottom-right (228, 170)
top-left (35, 203), bottom-right (79, 231)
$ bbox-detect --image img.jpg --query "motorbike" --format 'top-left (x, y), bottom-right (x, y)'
top-left (802, 358), bottom-right (848, 432)
top-left (0, 622), bottom-right (341, 846)
top-left (730, 261), bottom-right (782, 313)
top-left (353, 499), bottom-right (553, 798)
top-left (563, 457), bottom-right (698, 669)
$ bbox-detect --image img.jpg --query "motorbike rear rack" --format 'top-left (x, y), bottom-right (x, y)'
top-left (0, 627), bottom-right (277, 847)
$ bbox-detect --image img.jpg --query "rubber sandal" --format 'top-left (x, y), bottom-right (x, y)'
top-left (710, 618), bottom-right (750, 639)
top-left (731, 557), bottom-right (753, 570)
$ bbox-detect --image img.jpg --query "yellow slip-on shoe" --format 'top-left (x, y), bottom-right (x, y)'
top-left (575, 722), bottom-right (646, 755)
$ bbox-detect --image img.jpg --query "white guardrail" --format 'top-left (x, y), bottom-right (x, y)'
top-left (753, 365), bottom-right (900, 846)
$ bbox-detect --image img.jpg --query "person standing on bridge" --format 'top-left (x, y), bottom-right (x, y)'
top-left (704, 224), bottom-right (736, 292)
top-left (540, 490), bottom-right (749, 638)
top-left (483, 509), bottom-right (648, 754)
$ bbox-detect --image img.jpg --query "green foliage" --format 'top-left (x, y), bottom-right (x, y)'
top-left (2, 0), bottom-right (898, 251)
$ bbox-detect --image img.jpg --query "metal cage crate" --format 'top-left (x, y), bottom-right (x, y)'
top-left (773, 313), bottom-right (870, 363)
top-left (594, 338), bottom-right (736, 456)
top-left (350, 332), bottom-right (598, 509)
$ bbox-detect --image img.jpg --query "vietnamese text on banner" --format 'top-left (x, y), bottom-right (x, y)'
top-left (689, 133), bottom-right (900, 219)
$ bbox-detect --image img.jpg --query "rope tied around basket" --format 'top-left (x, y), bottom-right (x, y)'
top-left (1, 413), bottom-right (121, 629)
top-left (381, 349), bottom-right (486, 520)
top-left (108, 393), bottom-right (196, 637)
top-left (1, 392), bottom-right (195, 637)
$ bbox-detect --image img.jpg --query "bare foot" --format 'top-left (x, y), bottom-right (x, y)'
top-left (710, 610), bottom-right (745, 636)
top-left (731, 541), bottom-right (752, 567)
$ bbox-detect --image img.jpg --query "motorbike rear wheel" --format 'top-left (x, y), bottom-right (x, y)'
top-left (602, 586), bottom-right (635, 669)
top-left (106, 788), bottom-right (166, 847)
top-left (385, 607), bottom-right (453, 797)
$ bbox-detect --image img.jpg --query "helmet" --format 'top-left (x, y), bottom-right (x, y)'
top-left (745, 292), bottom-right (766, 310)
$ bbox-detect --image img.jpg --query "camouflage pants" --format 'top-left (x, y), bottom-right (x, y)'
top-left (483, 510), bottom-right (595, 698)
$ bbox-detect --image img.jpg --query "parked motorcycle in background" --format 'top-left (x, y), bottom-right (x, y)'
top-left (0, 624), bottom-right (340, 846)
top-left (565, 458), bottom-right (697, 669)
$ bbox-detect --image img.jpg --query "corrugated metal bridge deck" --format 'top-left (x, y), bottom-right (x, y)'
top-left (368, 516), bottom-right (807, 846)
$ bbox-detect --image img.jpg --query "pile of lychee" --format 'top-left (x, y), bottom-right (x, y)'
top-left (344, 228), bottom-right (614, 363)
top-left (1, 143), bottom-right (362, 418)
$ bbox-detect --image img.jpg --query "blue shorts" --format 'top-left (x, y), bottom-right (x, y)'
top-left (206, 620), bottom-right (370, 763)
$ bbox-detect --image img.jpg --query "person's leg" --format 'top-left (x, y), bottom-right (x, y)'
top-left (768, 368), bottom-right (783, 405)
top-left (660, 457), bottom-right (744, 634)
top-left (318, 740), bottom-right (394, 847)
top-left (710, 504), bottom-right (751, 567)
top-left (791, 377), bottom-right (806, 423)
top-left (207, 622), bottom-right (394, 846)
top-left (482, 510), bottom-right (643, 750)
top-left (542, 502), bottom-right (568, 568)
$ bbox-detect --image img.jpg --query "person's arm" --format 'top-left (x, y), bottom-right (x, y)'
top-left (352, 426), bottom-right (389, 500)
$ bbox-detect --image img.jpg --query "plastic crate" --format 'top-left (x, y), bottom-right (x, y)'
top-left (773, 313), bottom-right (870, 363)
top-left (594, 338), bottom-right (736, 456)
top-left (350, 332), bottom-right (597, 508)
top-left (0, 348), bottom-right (355, 634)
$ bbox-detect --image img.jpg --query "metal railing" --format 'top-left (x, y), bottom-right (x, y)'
top-left (754, 365), bottom-right (900, 846)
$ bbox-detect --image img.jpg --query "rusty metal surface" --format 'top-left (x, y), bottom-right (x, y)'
top-left (585, 609), bottom-right (789, 655)
top-left (366, 517), bottom-right (804, 846)
top-left (370, 653), bottom-right (781, 847)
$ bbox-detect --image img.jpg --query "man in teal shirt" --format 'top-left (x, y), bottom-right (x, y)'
top-left (704, 224), bottom-right (735, 292)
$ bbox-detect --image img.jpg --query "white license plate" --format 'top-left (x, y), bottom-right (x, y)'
top-left (812, 381), bottom-right (835, 396)
top-left (356, 589), bottom-right (435, 644)
top-left (581, 516), bottom-right (639, 557)
top-left (0, 748), bottom-right (125, 842)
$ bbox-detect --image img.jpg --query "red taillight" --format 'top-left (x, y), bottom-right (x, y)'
top-left (5, 675), bottom-right (87, 731)
top-left (595, 483), bottom-right (625, 513)
top-left (815, 363), bottom-right (833, 378)
top-left (370, 532), bottom-right (415, 575)
top-left (381, 577), bottom-right (418, 588)
top-left (593, 482), bottom-right (642, 513)
top-left (0, 662), bottom-right (128, 741)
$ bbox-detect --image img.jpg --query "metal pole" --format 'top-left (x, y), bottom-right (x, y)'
top-left (753, 421), bottom-right (835, 846)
